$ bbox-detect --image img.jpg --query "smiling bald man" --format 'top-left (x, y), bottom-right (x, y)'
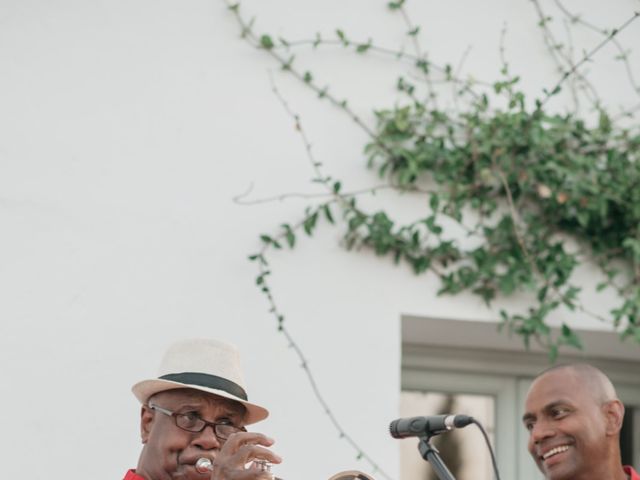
top-left (523, 363), bottom-right (639, 480)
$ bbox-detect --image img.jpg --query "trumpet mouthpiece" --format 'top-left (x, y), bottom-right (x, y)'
top-left (195, 458), bottom-right (213, 473)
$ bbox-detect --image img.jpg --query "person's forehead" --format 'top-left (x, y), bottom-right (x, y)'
top-left (525, 369), bottom-right (584, 408)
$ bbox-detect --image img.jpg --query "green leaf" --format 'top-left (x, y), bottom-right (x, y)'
top-left (281, 224), bottom-right (295, 248)
top-left (322, 204), bottom-right (335, 224)
top-left (348, 214), bottom-right (366, 231)
top-left (260, 34), bottom-right (274, 50)
top-left (537, 286), bottom-right (548, 302)
top-left (560, 323), bottom-right (583, 350)
top-left (260, 234), bottom-right (273, 244)
top-left (387, 1), bottom-right (405, 10)
top-left (424, 215), bottom-right (443, 235)
top-left (336, 29), bottom-right (348, 45)
top-left (623, 237), bottom-right (640, 259)
top-left (356, 41), bottom-right (371, 54)
top-left (429, 193), bottom-right (440, 212)
top-left (303, 211), bottom-right (319, 236)
top-left (576, 211), bottom-right (589, 227)
top-left (598, 111), bottom-right (612, 133)
top-left (548, 344), bottom-right (558, 363)
top-left (415, 59), bottom-right (429, 73)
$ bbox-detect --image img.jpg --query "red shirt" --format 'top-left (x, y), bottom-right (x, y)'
top-left (625, 466), bottom-right (640, 480)
top-left (123, 470), bottom-right (145, 480)
top-left (124, 466), bottom-right (639, 480)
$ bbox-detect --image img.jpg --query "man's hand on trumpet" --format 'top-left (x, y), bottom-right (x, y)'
top-left (203, 432), bottom-right (282, 480)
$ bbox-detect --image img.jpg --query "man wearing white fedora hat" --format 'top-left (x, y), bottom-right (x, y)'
top-left (124, 339), bottom-right (281, 480)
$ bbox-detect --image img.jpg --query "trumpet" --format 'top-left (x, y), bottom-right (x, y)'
top-left (195, 458), bottom-right (374, 480)
top-left (195, 458), bottom-right (283, 479)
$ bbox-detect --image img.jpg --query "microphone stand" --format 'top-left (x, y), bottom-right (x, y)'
top-left (417, 436), bottom-right (456, 480)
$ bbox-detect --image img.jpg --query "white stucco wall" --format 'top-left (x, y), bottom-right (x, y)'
top-left (1, 1), bottom-right (639, 479)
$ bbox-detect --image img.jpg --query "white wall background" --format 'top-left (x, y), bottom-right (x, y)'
top-left (1, 1), bottom-right (639, 479)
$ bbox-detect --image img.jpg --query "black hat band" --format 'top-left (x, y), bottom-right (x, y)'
top-left (159, 372), bottom-right (248, 401)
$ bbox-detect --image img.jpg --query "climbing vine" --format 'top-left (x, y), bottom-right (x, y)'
top-left (231, 1), bottom-right (640, 358)
top-left (224, 0), bottom-right (640, 475)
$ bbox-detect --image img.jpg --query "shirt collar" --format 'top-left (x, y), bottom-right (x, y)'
top-left (123, 470), bottom-right (146, 480)
top-left (624, 465), bottom-right (640, 480)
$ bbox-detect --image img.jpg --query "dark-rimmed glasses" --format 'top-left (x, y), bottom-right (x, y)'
top-left (148, 403), bottom-right (246, 440)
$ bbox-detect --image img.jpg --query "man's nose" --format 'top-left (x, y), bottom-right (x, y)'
top-left (530, 419), bottom-right (556, 444)
top-left (193, 424), bottom-right (222, 450)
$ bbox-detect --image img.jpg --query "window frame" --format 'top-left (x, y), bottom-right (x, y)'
top-left (401, 316), bottom-right (640, 480)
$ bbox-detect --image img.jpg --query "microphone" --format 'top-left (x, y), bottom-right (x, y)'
top-left (389, 414), bottom-right (474, 439)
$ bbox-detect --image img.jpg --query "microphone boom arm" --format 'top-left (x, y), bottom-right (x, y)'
top-left (418, 436), bottom-right (457, 480)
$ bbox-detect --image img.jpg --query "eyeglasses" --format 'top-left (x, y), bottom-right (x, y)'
top-left (148, 404), bottom-right (246, 440)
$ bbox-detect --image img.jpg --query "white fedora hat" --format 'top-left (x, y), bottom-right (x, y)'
top-left (132, 339), bottom-right (268, 425)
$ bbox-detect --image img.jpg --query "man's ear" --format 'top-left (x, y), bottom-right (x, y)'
top-left (140, 405), bottom-right (155, 444)
top-left (602, 399), bottom-right (625, 436)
